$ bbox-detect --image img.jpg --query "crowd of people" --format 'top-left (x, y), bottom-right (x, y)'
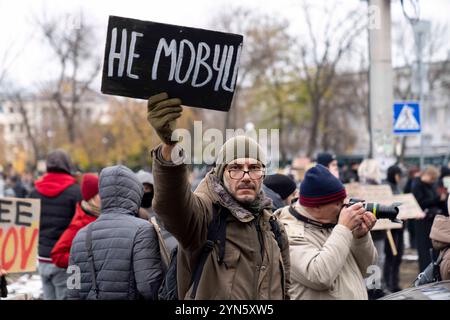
top-left (1, 92), bottom-right (449, 300)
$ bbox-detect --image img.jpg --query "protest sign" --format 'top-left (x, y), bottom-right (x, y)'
top-left (393, 193), bottom-right (425, 220)
top-left (344, 183), bottom-right (393, 204)
top-left (0, 198), bottom-right (40, 273)
top-left (101, 16), bottom-right (244, 111)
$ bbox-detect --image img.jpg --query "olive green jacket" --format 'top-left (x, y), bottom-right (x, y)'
top-left (151, 145), bottom-right (290, 300)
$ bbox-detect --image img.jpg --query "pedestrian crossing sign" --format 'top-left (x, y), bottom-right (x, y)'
top-left (393, 102), bottom-right (421, 135)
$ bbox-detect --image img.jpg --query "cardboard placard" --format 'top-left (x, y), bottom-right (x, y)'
top-left (0, 197), bottom-right (40, 273)
top-left (101, 16), bottom-right (244, 111)
top-left (345, 183), bottom-right (424, 221)
top-left (392, 193), bottom-right (425, 220)
top-left (344, 183), bottom-right (393, 204)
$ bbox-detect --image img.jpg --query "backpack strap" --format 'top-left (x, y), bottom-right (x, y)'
top-left (85, 223), bottom-right (99, 299)
top-left (269, 216), bottom-right (284, 251)
top-left (190, 203), bottom-right (227, 299)
top-left (149, 216), bottom-right (171, 272)
top-left (433, 247), bottom-right (448, 282)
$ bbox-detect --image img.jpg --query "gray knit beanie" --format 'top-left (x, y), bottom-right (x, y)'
top-left (214, 136), bottom-right (267, 180)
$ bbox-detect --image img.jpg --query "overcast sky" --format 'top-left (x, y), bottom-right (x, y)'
top-left (1, 0), bottom-right (449, 91)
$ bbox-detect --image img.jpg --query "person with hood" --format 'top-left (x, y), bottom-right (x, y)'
top-left (263, 173), bottom-right (298, 210)
top-left (429, 197), bottom-right (450, 280)
top-left (147, 92), bottom-right (290, 300)
top-left (437, 165), bottom-right (450, 215)
top-left (68, 165), bottom-right (163, 300)
top-left (29, 149), bottom-right (82, 300)
top-left (383, 165), bottom-right (404, 292)
top-left (412, 166), bottom-right (448, 272)
top-left (276, 164), bottom-right (377, 299)
top-left (51, 173), bottom-right (100, 269)
top-left (136, 169), bottom-right (178, 253)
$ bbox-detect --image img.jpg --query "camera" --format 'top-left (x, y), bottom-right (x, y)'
top-left (347, 198), bottom-right (401, 222)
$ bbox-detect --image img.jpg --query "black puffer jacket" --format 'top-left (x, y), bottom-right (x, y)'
top-left (68, 165), bottom-right (163, 300)
top-left (29, 174), bottom-right (82, 260)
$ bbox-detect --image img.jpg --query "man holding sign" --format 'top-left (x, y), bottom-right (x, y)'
top-left (147, 93), bottom-right (290, 300)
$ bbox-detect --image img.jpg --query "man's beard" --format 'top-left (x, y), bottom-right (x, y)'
top-left (223, 177), bottom-right (257, 204)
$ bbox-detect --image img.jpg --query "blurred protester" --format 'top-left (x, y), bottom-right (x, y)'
top-left (263, 173), bottom-right (298, 210)
top-left (383, 165), bottom-right (404, 292)
top-left (3, 176), bottom-right (16, 197)
top-left (29, 149), bottom-right (82, 300)
top-left (51, 173), bottom-right (100, 269)
top-left (11, 175), bottom-right (28, 198)
top-left (316, 152), bottom-right (339, 179)
top-left (276, 164), bottom-right (377, 299)
top-left (429, 197), bottom-right (450, 280)
top-left (437, 165), bottom-right (450, 215)
top-left (136, 169), bottom-right (178, 253)
top-left (68, 165), bottom-right (163, 300)
top-left (341, 162), bottom-right (360, 183)
top-left (412, 166), bottom-right (448, 272)
top-left (404, 165), bottom-right (421, 249)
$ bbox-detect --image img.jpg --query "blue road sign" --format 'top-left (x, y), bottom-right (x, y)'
top-left (393, 102), bottom-right (421, 135)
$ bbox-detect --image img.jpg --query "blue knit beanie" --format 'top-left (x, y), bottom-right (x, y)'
top-left (300, 164), bottom-right (347, 207)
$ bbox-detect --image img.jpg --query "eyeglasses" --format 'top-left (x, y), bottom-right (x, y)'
top-left (227, 168), bottom-right (265, 180)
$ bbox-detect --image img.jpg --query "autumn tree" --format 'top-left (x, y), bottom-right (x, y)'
top-left (295, 1), bottom-right (368, 157)
top-left (210, 7), bottom-right (293, 132)
top-left (35, 11), bottom-right (101, 146)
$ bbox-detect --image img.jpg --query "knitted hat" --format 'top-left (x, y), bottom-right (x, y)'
top-left (81, 173), bottom-right (99, 201)
top-left (300, 164), bottom-right (347, 207)
top-left (264, 174), bottom-right (297, 200)
top-left (316, 152), bottom-right (336, 168)
top-left (214, 136), bottom-right (267, 180)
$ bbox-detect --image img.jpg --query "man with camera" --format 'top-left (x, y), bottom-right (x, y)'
top-left (147, 93), bottom-right (290, 300)
top-left (276, 164), bottom-right (378, 299)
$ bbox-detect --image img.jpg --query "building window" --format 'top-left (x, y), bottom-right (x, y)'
top-left (10, 124), bottom-right (15, 132)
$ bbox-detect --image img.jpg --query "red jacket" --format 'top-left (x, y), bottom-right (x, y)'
top-left (51, 202), bottom-right (97, 268)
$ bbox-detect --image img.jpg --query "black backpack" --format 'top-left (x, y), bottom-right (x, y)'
top-left (158, 204), bottom-right (284, 300)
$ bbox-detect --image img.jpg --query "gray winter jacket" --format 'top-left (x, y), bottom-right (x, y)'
top-left (68, 165), bottom-right (163, 300)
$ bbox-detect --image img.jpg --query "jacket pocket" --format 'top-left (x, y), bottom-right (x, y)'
top-left (215, 247), bottom-right (241, 299)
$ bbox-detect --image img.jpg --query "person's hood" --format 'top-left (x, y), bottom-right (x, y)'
top-left (430, 214), bottom-right (450, 244)
top-left (99, 165), bottom-right (143, 216)
top-left (34, 172), bottom-right (77, 197)
top-left (46, 149), bottom-right (74, 174)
